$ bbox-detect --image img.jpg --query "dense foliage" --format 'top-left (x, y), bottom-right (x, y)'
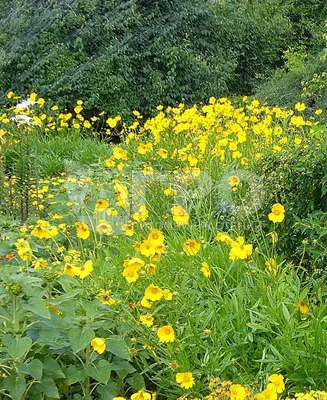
top-left (0, 0), bottom-right (291, 116)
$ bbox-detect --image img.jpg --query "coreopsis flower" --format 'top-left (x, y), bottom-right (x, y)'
top-left (114, 181), bottom-right (129, 208)
top-left (95, 199), bottom-right (109, 212)
top-left (139, 315), bottom-right (154, 327)
top-left (63, 263), bottom-right (75, 277)
top-left (164, 187), bottom-right (176, 197)
top-left (130, 390), bottom-right (151, 400)
top-left (75, 260), bottom-right (94, 279)
top-left (139, 239), bottom-right (157, 257)
top-left (230, 384), bottom-right (247, 400)
top-left (122, 267), bottom-right (139, 283)
top-left (112, 146), bottom-right (127, 160)
top-left (268, 374), bottom-right (285, 393)
top-left (133, 205), bottom-right (149, 222)
top-left (144, 284), bottom-right (163, 301)
top-left (183, 239), bottom-right (200, 256)
top-left (229, 236), bottom-right (252, 261)
top-left (75, 222), bottom-right (91, 239)
top-left (268, 203), bottom-right (285, 223)
top-left (216, 232), bottom-right (233, 245)
top-left (97, 290), bottom-right (116, 305)
top-left (201, 262), bottom-right (211, 278)
top-left (295, 102), bottom-right (306, 112)
top-left (256, 387), bottom-right (277, 400)
top-left (176, 372), bottom-right (195, 389)
top-left (162, 289), bottom-right (173, 300)
top-left (294, 301), bottom-right (310, 314)
top-left (158, 148), bottom-right (168, 159)
top-left (96, 220), bottom-right (113, 235)
top-left (157, 325), bottom-right (175, 343)
top-left (123, 257), bottom-right (144, 271)
top-left (91, 337), bottom-right (106, 354)
top-left (147, 229), bottom-right (164, 246)
top-left (31, 220), bottom-right (58, 239)
top-left (171, 205), bottom-right (189, 226)
top-left (33, 258), bottom-right (47, 270)
top-left (265, 258), bottom-right (278, 277)
top-left (15, 238), bottom-right (33, 261)
top-left (140, 296), bottom-right (152, 309)
top-left (113, 397), bottom-right (126, 400)
top-left (122, 224), bottom-right (134, 236)
top-left (228, 175), bottom-right (240, 187)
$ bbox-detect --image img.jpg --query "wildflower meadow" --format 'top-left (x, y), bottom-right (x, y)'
top-left (0, 90), bottom-right (327, 400)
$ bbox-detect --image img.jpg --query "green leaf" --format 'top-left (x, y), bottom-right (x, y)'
top-left (282, 303), bottom-right (290, 322)
top-left (68, 327), bottom-right (95, 353)
top-left (97, 381), bottom-right (119, 400)
top-left (106, 336), bottom-right (130, 360)
top-left (4, 376), bottom-right (26, 400)
top-left (18, 359), bottom-right (43, 381)
top-left (85, 359), bottom-right (111, 384)
top-left (37, 377), bottom-right (59, 399)
top-left (43, 359), bottom-right (66, 379)
top-left (25, 298), bottom-right (51, 319)
top-left (3, 335), bottom-right (32, 360)
top-left (127, 372), bottom-right (146, 391)
top-left (66, 365), bottom-right (86, 385)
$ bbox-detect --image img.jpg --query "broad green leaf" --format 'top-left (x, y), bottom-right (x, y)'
top-left (85, 360), bottom-right (111, 384)
top-left (3, 335), bottom-right (32, 360)
top-left (25, 298), bottom-right (51, 319)
top-left (18, 359), bottom-right (43, 381)
top-left (68, 327), bottom-right (95, 353)
top-left (66, 365), bottom-right (86, 385)
top-left (43, 359), bottom-right (66, 379)
top-left (127, 372), bottom-right (146, 391)
top-left (37, 377), bottom-right (59, 399)
top-left (106, 336), bottom-right (130, 360)
top-left (4, 376), bottom-right (26, 400)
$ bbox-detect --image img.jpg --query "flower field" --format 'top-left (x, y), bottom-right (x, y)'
top-left (0, 93), bottom-right (327, 399)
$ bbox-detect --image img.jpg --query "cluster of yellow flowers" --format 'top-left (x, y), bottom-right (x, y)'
top-left (2, 93), bottom-right (323, 398)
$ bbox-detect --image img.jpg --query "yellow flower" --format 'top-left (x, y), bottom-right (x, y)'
top-left (139, 239), bottom-right (157, 257)
top-left (183, 239), bottom-right (200, 256)
top-left (157, 325), bottom-right (175, 343)
top-left (91, 337), bottom-right (106, 354)
top-left (97, 290), bottom-right (116, 305)
top-left (75, 260), bottom-right (94, 279)
top-left (96, 220), bottom-right (113, 235)
top-left (171, 205), bottom-right (190, 226)
top-left (15, 238), bottom-right (33, 261)
top-left (268, 374), bottom-right (285, 393)
top-left (133, 205), bottom-right (149, 222)
top-left (140, 315), bottom-right (154, 327)
top-left (265, 258), bottom-right (278, 277)
top-left (162, 289), bottom-right (173, 300)
top-left (201, 262), bottom-right (211, 278)
top-left (256, 388), bottom-right (277, 400)
top-left (95, 199), bottom-right (109, 212)
top-left (144, 284), bottom-right (163, 301)
top-left (216, 232), bottom-right (233, 245)
top-left (122, 224), bottom-right (134, 236)
top-left (164, 187), bottom-right (176, 197)
top-left (130, 390), bottom-right (151, 400)
top-left (295, 301), bottom-right (310, 314)
top-left (63, 263), bottom-right (76, 277)
top-left (123, 257), bottom-right (145, 271)
top-left (229, 237), bottom-right (253, 261)
top-left (113, 397), bottom-right (126, 400)
top-left (33, 258), bottom-right (47, 270)
top-left (267, 231), bottom-right (278, 244)
top-left (268, 203), bottom-right (285, 223)
top-left (122, 267), bottom-right (139, 283)
top-left (176, 372), bottom-right (195, 389)
top-left (230, 384), bottom-right (247, 400)
top-left (295, 102), bottom-right (306, 112)
top-left (228, 175), bottom-right (240, 187)
top-left (75, 222), bottom-right (91, 239)
top-left (147, 229), bottom-right (164, 245)
top-left (31, 220), bottom-right (58, 239)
